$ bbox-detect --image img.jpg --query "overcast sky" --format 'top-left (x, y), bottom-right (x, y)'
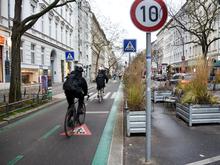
top-left (89, 0), bottom-right (186, 51)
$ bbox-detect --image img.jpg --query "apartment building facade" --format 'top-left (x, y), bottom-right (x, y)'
top-left (154, 1), bottom-right (220, 73)
top-left (0, 0), bottom-right (95, 85)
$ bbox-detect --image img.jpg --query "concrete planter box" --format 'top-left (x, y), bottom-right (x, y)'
top-left (208, 83), bottom-right (220, 90)
top-left (126, 110), bottom-right (146, 136)
top-left (176, 103), bottom-right (220, 126)
top-left (152, 90), bottom-right (172, 103)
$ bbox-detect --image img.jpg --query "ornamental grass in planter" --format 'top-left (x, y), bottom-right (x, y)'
top-left (176, 58), bottom-right (220, 126)
top-left (180, 58), bottom-right (218, 105)
top-left (123, 52), bottom-right (146, 136)
top-left (123, 52), bottom-right (146, 111)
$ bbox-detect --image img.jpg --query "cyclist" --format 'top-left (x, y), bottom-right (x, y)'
top-left (96, 67), bottom-right (108, 97)
top-left (64, 66), bottom-right (88, 114)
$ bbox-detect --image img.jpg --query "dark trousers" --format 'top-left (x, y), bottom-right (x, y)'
top-left (65, 90), bottom-right (84, 110)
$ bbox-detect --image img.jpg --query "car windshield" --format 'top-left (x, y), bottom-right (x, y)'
top-left (184, 74), bottom-right (193, 80)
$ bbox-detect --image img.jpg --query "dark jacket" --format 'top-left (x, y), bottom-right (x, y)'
top-left (96, 70), bottom-right (108, 90)
top-left (66, 70), bottom-right (88, 96)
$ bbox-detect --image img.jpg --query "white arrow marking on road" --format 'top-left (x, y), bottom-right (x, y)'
top-left (90, 93), bottom-right (98, 100)
top-left (103, 92), bottom-right (111, 99)
top-left (89, 92), bottom-right (94, 97)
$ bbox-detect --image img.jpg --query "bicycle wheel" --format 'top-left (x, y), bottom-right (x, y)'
top-left (78, 103), bottom-right (86, 124)
top-left (64, 107), bottom-right (76, 137)
top-left (98, 90), bottom-right (102, 103)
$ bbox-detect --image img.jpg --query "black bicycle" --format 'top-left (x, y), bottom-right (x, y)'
top-left (64, 96), bottom-right (89, 137)
top-left (97, 88), bottom-right (104, 103)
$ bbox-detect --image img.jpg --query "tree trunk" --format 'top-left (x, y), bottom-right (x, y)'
top-left (95, 52), bottom-right (100, 78)
top-left (202, 43), bottom-right (208, 60)
top-left (9, 28), bottom-right (22, 103)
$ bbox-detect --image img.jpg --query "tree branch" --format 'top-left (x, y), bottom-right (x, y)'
top-left (21, 0), bottom-right (76, 28)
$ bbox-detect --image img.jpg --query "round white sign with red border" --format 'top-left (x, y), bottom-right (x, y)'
top-left (130, 0), bottom-right (168, 32)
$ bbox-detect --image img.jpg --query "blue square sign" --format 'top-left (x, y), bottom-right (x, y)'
top-left (123, 39), bottom-right (136, 53)
top-left (65, 51), bottom-right (74, 61)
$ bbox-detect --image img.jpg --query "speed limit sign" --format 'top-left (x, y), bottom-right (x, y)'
top-left (130, 0), bottom-right (168, 32)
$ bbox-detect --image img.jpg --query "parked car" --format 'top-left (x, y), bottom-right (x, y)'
top-left (170, 73), bottom-right (193, 85)
top-left (154, 74), bottom-right (167, 81)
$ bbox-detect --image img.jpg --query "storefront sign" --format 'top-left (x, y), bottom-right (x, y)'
top-left (0, 36), bottom-right (5, 45)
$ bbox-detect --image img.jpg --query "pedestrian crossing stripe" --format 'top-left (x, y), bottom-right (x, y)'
top-left (60, 124), bottom-right (91, 136)
top-left (111, 92), bottom-right (116, 99)
top-left (88, 92), bottom-right (117, 101)
top-left (125, 41), bottom-right (136, 51)
top-left (103, 92), bottom-right (111, 99)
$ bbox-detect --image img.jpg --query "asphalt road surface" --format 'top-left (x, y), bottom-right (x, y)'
top-left (0, 80), bottom-right (121, 165)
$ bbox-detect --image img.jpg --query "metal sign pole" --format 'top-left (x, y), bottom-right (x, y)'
top-left (146, 32), bottom-right (152, 161)
top-left (129, 52), bottom-right (131, 65)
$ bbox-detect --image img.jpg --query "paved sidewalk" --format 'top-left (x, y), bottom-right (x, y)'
top-left (124, 103), bottom-right (220, 165)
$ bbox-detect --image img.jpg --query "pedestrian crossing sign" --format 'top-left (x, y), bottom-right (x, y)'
top-left (123, 39), bottom-right (136, 52)
top-left (65, 51), bottom-right (74, 61)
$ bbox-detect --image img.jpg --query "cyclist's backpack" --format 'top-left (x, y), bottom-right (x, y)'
top-left (96, 73), bottom-right (105, 87)
top-left (63, 74), bottom-right (83, 96)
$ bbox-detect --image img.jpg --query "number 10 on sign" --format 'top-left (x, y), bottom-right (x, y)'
top-left (130, 0), bottom-right (168, 32)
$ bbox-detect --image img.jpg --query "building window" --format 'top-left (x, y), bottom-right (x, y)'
top-left (49, 18), bottom-right (52, 37)
top-left (31, 4), bottom-right (36, 28)
top-left (0, 0), bottom-right (1, 17)
top-left (69, 12), bottom-right (71, 24)
top-left (61, 27), bottom-right (63, 43)
top-left (31, 44), bottom-right (35, 64)
top-left (41, 47), bottom-right (45, 65)
top-left (65, 8), bottom-right (68, 20)
top-left (20, 41), bottom-right (23, 62)
top-left (31, 4), bottom-right (35, 14)
top-left (55, 23), bottom-right (58, 40)
top-left (66, 30), bottom-right (68, 45)
top-left (69, 33), bottom-right (72, 46)
top-left (41, 15), bottom-right (44, 33)
top-left (61, 8), bottom-right (63, 17)
top-left (214, 40), bottom-right (217, 50)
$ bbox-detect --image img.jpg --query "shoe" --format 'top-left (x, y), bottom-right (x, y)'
top-left (97, 95), bottom-right (99, 98)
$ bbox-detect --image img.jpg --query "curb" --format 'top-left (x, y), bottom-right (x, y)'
top-left (108, 101), bottom-right (124, 165)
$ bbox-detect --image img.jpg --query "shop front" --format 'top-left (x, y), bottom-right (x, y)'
top-left (21, 68), bottom-right (38, 84)
top-left (0, 35), bottom-right (5, 83)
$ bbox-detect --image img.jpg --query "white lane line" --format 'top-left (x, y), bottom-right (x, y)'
top-left (89, 92), bottom-right (94, 96)
top-left (103, 92), bottom-right (111, 99)
top-left (186, 155), bottom-right (220, 165)
top-left (111, 92), bottom-right (117, 99)
top-left (90, 93), bottom-right (98, 100)
top-left (86, 111), bottom-right (109, 114)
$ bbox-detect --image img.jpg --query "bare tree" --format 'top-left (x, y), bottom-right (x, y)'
top-left (107, 51), bottom-right (125, 72)
top-left (9, 0), bottom-right (77, 103)
top-left (91, 15), bottom-right (109, 77)
top-left (169, 0), bottom-right (220, 59)
top-left (91, 15), bottom-right (124, 77)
